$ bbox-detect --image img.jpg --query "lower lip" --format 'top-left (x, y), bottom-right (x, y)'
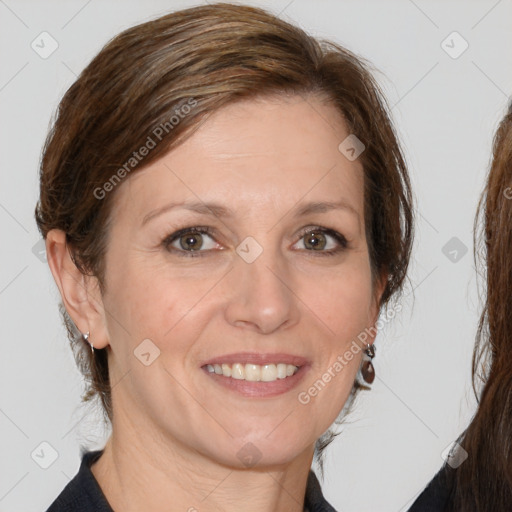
top-left (201, 365), bottom-right (310, 398)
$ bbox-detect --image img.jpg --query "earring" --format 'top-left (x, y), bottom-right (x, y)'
top-left (83, 331), bottom-right (94, 353)
top-left (361, 343), bottom-right (376, 384)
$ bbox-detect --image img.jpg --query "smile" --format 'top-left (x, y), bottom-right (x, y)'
top-left (204, 363), bottom-right (300, 382)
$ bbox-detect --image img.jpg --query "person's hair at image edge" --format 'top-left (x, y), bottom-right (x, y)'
top-left (447, 100), bottom-right (512, 510)
top-left (34, 2), bottom-right (413, 474)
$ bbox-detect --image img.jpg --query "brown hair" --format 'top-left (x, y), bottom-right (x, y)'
top-left (447, 102), bottom-right (512, 509)
top-left (35, 2), bottom-right (413, 468)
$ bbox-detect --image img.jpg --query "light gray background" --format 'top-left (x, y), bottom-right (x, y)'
top-left (1, 0), bottom-right (511, 511)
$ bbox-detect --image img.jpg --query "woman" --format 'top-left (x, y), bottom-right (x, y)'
top-left (36, 3), bottom-right (413, 511)
top-left (409, 102), bottom-right (512, 510)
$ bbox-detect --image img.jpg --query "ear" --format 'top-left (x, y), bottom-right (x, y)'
top-left (45, 229), bottom-right (110, 349)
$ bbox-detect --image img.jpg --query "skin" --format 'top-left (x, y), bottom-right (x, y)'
top-left (46, 94), bottom-right (385, 512)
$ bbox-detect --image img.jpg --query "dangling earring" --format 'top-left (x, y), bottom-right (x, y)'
top-left (83, 331), bottom-right (94, 353)
top-left (361, 343), bottom-right (376, 384)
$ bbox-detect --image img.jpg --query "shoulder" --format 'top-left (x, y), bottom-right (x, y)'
top-left (407, 464), bottom-right (454, 512)
top-left (45, 449), bottom-right (113, 512)
top-left (305, 470), bottom-right (339, 512)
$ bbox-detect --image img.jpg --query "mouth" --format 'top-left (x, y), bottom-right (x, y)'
top-left (203, 362), bottom-right (300, 381)
top-left (200, 352), bottom-right (310, 398)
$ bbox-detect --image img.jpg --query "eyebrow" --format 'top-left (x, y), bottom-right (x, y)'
top-left (141, 199), bottom-right (360, 226)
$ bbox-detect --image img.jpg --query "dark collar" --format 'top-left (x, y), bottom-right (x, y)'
top-left (407, 463), bottom-right (454, 512)
top-left (45, 450), bottom-right (112, 511)
top-left (46, 449), bottom-right (338, 512)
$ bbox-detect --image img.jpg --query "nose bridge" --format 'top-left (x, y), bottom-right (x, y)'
top-left (239, 238), bottom-right (285, 291)
top-left (222, 234), bottom-right (297, 333)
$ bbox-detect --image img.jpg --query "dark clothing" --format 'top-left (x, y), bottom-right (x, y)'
top-left (45, 451), bottom-right (113, 512)
top-left (46, 449), bottom-right (338, 512)
top-left (408, 464), bottom-right (454, 512)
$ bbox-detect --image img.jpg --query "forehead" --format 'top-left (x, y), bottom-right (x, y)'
top-left (115, 95), bottom-right (364, 223)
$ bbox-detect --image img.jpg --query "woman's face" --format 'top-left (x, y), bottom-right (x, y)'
top-left (97, 94), bottom-right (383, 468)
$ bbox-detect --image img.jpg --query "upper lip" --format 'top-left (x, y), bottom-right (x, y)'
top-left (201, 352), bottom-right (310, 367)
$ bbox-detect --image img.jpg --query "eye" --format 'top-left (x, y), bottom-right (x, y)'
top-left (162, 225), bottom-right (349, 258)
top-left (294, 227), bottom-right (348, 256)
top-left (163, 226), bottom-right (219, 257)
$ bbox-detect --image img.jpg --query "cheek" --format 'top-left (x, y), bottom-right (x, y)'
top-left (106, 261), bottom-right (215, 353)
top-left (305, 260), bottom-right (375, 338)
top-left (299, 277), bottom-right (373, 423)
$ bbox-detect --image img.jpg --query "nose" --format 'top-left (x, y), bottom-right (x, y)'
top-left (223, 242), bottom-right (299, 335)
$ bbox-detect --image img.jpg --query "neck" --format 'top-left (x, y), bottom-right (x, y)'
top-left (91, 409), bottom-right (315, 512)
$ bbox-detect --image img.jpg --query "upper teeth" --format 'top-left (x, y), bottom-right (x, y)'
top-left (205, 363), bottom-right (299, 381)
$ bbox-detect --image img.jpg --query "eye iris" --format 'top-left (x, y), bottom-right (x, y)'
top-left (304, 231), bottom-right (326, 250)
top-left (180, 232), bottom-right (203, 251)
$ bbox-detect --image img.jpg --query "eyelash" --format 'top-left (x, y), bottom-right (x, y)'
top-left (162, 225), bottom-right (349, 258)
